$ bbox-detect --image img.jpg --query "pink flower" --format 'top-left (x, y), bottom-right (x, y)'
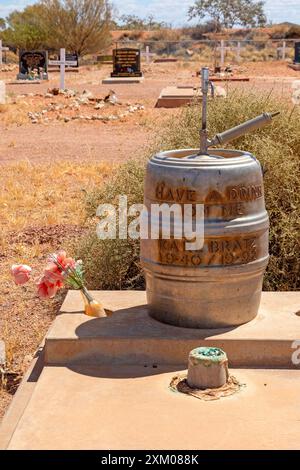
top-left (37, 276), bottom-right (59, 299)
top-left (43, 263), bottom-right (64, 287)
top-left (11, 264), bottom-right (32, 285)
top-left (53, 250), bottom-right (76, 271)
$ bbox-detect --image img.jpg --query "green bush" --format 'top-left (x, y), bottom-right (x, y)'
top-left (77, 89), bottom-right (300, 291)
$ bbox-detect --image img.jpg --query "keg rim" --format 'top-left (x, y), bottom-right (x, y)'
top-left (151, 148), bottom-right (257, 167)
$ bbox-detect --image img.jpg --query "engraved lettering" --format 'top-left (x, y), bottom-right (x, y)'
top-left (158, 236), bottom-right (259, 267)
top-left (155, 183), bottom-right (197, 203)
top-left (227, 185), bottom-right (263, 202)
top-left (156, 182), bottom-right (165, 200)
top-left (210, 241), bottom-right (220, 253)
top-left (222, 203), bottom-right (244, 217)
top-left (229, 188), bottom-right (238, 200)
top-left (187, 190), bottom-right (196, 202)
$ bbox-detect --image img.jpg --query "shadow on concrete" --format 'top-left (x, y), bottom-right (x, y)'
top-left (67, 304), bottom-right (238, 379)
top-left (74, 304), bottom-right (237, 340)
top-left (66, 364), bottom-right (182, 379)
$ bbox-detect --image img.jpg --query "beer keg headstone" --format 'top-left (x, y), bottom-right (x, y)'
top-left (141, 67), bottom-right (278, 329)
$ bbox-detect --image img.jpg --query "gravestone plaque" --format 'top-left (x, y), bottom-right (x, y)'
top-left (111, 48), bottom-right (142, 77)
top-left (48, 51), bottom-right (79, 68)
top-left (65, 52), bottom-right (79, 68)
top-left (294, 42), bottom-right (300, 64)
top-left (19, 50), bottom-right (48, 77)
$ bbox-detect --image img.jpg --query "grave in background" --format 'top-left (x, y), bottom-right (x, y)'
top-left (17, 50), bottom-right (48, 80)
top-left (154, 58), bottom-right (178, 63)
top-left (156, 86), bottom-right (200, 108)
top-left (0, 40), bottom-right (9, 68)
top-left (155, 84), bottom-right (226, 108)
top-left (295, 42), bottom-right (300, 63)
top-left (48, 51), bottom-right (79, 73)
top-left (288, 42), bottom-right (300, 71)
top-left (102, 47), bottom-right (144, 84)
top-left (0, 340), bottom-right (5, 365)
top-left (96, 54), bottom-right (113, 64)
top-left (0, 81), bottom-right (6, 104)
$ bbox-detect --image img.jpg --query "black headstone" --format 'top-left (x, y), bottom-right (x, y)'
top-left (111, 48), bottom-right (142, 77)
top-left (19, 50), bottom-right (48, 75)
top-left (65, 52), bottom-right (79, 67)
top-left (295, 42), bottom-right (300, 64)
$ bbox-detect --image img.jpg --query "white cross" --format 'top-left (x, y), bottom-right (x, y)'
top-left (218, 40), bottom-right (231, 67)
top-left (141, 46), bottom-right (155, 65)
top-left (48, 48), bottom-right (77, 90)
top-left (0, 40), bottom-right (9, 67)
top-left (236, 42), bottom-right (241, 63)
top-left (277, 41), bottom-right (287, 60)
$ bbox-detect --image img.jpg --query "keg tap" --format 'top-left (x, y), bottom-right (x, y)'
top-left (199, 67), bottom-right (280, 154)
top-left (199, 67), bottom-right (214, 155)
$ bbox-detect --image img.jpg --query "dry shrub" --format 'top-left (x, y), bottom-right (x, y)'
top-left (78, 90), bottom-right (300, 291)
top-left (77, 160), bottom-right (145, 289)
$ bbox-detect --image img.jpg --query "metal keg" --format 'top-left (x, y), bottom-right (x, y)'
top-left (141, 147), bottom-right (269, 328)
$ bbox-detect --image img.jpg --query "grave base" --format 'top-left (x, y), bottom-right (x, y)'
top-left (102, 76), bottom-right (144, 84)
top-left (156, 86), bottom-right (200, 108)
top-left (288, 63), bottom-right (300, 71)
top-left (9, 80), bottom-right (42, 85)
top-left (154, 58), bottom-right (178, 63)
top-left (1, 365), bottom-right (300, 450)
top-left (1, 290), bottom-right (300, 450)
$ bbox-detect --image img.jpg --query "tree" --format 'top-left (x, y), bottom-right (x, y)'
top-left (188, 0), bottom-right (267, 30)
top-left (41, 0), bottom-right (112, 55)
top-left (2, 1), bottom-right (112, 55)
top-left (117, 14), bottom-right (168, 30)
top-left (2, 4), bottom-right (49, 50)
top-left (0, 18), bottom-right (6, 31)
top-left (118, 15), bottom-right (145, 30)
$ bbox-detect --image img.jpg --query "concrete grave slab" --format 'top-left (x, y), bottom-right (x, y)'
top-left (155, 86), bottom-right (200, 108)
top-left (289, 64), bottom-right (300, 71)
top-left (102, 76), bottom-right (144, 84)
top-left (209, 76), bottom-right (250, 82)
top-left (45, 291), bottom-right (300, 368)
top-left (2, 365), bottom-right (300, 449)
top-left (154, 58), bottom-right (178, 63)
top-left (1, 290), bottom-right (300, 450)
top-left (8, 80), bottom-right (42, 85)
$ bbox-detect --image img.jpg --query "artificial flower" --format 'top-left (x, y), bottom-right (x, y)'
top-left (11, 264), bottom-right (32, 285)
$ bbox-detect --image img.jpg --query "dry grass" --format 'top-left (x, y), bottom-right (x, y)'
top-left (0, 101), bottom-right (33, 126)
top-left (0, 160), bottom-right (113, 417)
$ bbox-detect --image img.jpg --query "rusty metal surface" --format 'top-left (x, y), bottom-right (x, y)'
top-left (141, 148), bottom-right (269, 328)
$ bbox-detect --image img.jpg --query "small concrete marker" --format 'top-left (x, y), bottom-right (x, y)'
top-left (0, 40), bottom-right (9, 67)
top-left (0, 340), bottom-right (5, 365)
top-left (0, 80), bottom-right (6, 104)
top-left (187, 347), bottom-right (229, 389)
top-left (237, 41), bottom-right (241, 62)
